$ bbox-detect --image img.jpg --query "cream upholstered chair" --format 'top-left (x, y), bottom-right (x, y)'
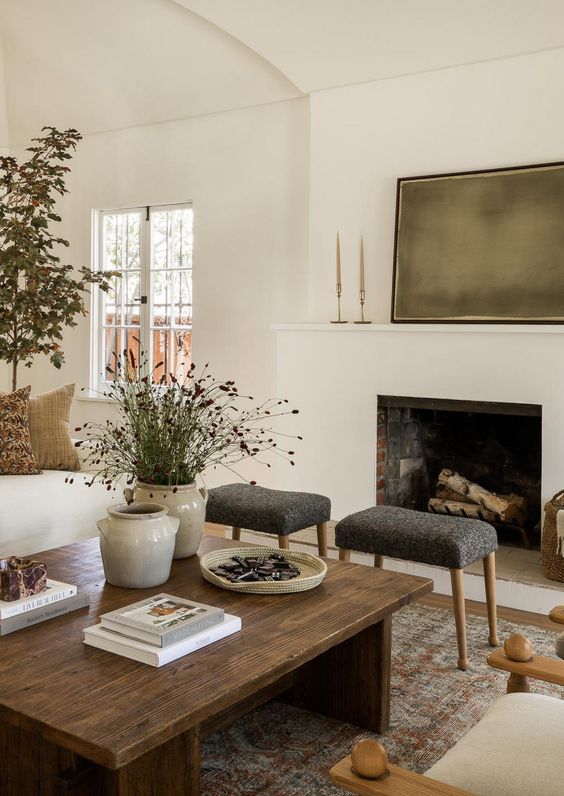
top-left (330, 618), bottom-right (564, 796)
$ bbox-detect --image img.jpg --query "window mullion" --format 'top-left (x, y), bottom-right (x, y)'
top-left (141, 210), bottom-right (151, 372)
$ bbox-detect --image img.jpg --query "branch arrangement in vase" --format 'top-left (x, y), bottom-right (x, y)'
top-left (73, 352), bottom-right (300, 490)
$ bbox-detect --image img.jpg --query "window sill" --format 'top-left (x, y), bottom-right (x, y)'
top-left (77, 392), bottom-right (115, 403)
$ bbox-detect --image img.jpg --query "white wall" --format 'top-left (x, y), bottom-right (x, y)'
top-left (0, 98), bottom-right (310, 487)
top-left (0, 35), bottom-right (9, 151)
top-left (271, 47), bottom-right (564, 515)
top-left (307, 47), bottom-right (564, 323)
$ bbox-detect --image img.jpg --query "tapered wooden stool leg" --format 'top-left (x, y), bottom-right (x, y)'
top-left (316, 522), bottom-right (328, 557)
top-left (483, 552), bottom-right (499, 647)
top-left (450, 568), bottom-right (469, 671)
top-left (339, 548), bottom-right (351, 562)
top-left (278, 535), bottom-right (290, 550)
top-left (374, 554), bottom-right (384, 568)
top-left (232, 526), bottom-right (241, 541)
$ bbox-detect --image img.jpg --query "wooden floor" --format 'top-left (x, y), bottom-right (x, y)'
top-left (419, 592), bottom-right (557, 632)
top-left (205, 523), bottom-right (558, 632)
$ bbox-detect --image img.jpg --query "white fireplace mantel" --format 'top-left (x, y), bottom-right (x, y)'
top-left (272, 322), bottom-right (564, 334)
top-left (272, 322), bottom-right (564, 521)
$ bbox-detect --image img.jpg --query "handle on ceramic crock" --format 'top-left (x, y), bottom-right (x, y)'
top-left (167, 516), bottom-right (180, 536)
top-left (123, 487), bottom-right (134, 505)
top-left (199, 486), bottom-right (209, 504)
top-left (97, 518), bottom-right (110, 541)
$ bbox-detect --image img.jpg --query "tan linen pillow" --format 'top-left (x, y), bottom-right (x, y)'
top-left (28, 384), bottom-right (80, 471)
top-left (0, 386), bottom-right (40, 475)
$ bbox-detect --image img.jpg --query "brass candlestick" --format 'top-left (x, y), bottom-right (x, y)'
top-left (354, 289), bottom-right (371, 324)
top-left (331, 283), bottom-right (347, 323)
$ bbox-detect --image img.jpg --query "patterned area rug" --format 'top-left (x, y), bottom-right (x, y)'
top-left (201, 602), bottom-right (562, 795)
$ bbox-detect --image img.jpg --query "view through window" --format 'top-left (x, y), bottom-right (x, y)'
top-left (95, 204), bottom-right (193, 386)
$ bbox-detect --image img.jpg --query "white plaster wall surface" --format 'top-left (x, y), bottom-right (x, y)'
top-left (275, 326), bottom-right (564, 523)
top-left (307, 48), bottom-right (564, 324)
top-left (0, 0), bottom-right (301, 144)
top-left (0, 99), bottom-right (310, 491)
top-left (0, 33), bottom-right (9, 150)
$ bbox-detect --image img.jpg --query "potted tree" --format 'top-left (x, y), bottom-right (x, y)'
top-left (0, 127), bottom-right (112, 390)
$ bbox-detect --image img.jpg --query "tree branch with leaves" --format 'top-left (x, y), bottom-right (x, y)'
top-left (0, 126), bottom-right (113, 390)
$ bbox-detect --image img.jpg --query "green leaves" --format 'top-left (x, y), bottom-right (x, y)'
top-left (0, 127), bottom-right (114, 389)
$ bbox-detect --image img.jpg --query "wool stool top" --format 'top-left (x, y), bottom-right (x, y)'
top-left (335, 506), bottom-right (497, 569)
top-left (206, 484), bottom-right (331, 536)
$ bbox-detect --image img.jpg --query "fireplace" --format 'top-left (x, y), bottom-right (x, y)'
top-left (377, 396), bottom-right (542, 548)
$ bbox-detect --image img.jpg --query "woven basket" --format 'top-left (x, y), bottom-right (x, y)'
top-left (200, 547), bottom-right (327, 595)
top-left (541, 490), bottom-right (564, 582)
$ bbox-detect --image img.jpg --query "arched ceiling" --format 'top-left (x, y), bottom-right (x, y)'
top-left (177, 0), bottom-right (564, 93)
top-left (0, 0), bottom-right (301, 146)
top-left (1, 0), bottom-right (564, 146)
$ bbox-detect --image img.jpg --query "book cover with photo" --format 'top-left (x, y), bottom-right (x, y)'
top-left (100, 593), bottom-right (224, 647)
top-left (84, 613), bottom-right (241, 667)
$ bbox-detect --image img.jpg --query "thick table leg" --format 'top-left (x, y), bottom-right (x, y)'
top-left (0, 721), bottom-right (200, 796)
top-left (0, 721), bottom-right (76, 796)
top-left (101, 727), bottom-right (200, 796)
top-left (288, 617), bottom-right (392, 734)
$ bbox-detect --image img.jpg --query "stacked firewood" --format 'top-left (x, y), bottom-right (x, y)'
top-left (428, 469), bottom-right (527, 528)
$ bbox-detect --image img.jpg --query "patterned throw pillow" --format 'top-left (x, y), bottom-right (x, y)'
top-left (0, 387), bottom-right (40, 475)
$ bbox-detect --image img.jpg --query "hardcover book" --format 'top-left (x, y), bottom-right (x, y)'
top-left (0, 592), bottom-right (90, 635)
top-left (0, 579), bottom-right (77, 620)
top-left (100, 593), bottom-right (224, 648)
top-left (84, 613), bottom-right (241, 667)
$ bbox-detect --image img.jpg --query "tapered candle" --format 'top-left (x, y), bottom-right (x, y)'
top-left (360, 235), bottom-right (365, 292)
top-left (336, 232), bottom-right (342, 286)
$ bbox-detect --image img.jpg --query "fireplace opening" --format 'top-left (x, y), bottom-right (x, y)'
top-left (377, 396), bottom-right (542, 549)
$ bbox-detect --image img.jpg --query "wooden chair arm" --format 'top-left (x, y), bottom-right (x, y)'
top-left (488, 648), bottom-right (564, 687)
top-left (487, 631), bottom-right (564, 693)
top-left (330, 756), bottom-right (475, 795)
top-left (329, 741), bottom-right (476, 796)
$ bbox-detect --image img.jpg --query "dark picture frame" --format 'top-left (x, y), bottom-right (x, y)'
top-left (391, 161), bottom-right (564, 323)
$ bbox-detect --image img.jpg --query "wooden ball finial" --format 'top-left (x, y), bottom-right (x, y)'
top-left (504, 633), bottom-right (533, 662)
top-left (351, 739), bottom-right (389, 780)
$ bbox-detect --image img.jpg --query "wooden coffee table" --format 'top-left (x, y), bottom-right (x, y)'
top-left (0, 536), bottom-right (432, 795)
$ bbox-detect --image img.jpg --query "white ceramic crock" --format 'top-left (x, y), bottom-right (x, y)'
top-left (126, 482), bottom-right (208, 559)
top-left (97, 502), bottom-right (179, 588)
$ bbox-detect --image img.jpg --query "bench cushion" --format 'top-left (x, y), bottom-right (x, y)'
top-left (335, 506), bottom-right (497, 569)
top-left (206, 484), bottom-right (331, 536)
top-left (426, 692), bottom-right (564, 796)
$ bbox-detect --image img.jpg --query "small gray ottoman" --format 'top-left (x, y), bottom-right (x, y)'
top-left (206, 484), bottom-right (331, 556)
top-left (335, 505), bottom-right (499, 670)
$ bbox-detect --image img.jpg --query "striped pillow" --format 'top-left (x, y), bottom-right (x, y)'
top-left (0, 387), bottom-right (40, 475)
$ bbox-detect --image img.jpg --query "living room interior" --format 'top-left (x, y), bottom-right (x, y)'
top-left (1, 1), bottom-right (564, 795)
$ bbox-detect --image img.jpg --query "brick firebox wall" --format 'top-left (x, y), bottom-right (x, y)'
top-left (376, 409), bottom-right (386, 504)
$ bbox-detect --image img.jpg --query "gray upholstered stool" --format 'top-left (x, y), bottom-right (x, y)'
top-left (206, 484), bottom-right (331, 556)
top-left (335, 506), bottom-right (499, 670)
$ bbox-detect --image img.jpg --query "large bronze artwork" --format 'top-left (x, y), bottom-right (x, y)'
top-left (392, 162), bottom-right (564, 323)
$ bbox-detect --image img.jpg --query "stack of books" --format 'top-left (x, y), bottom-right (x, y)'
top-left (0, 579), bottom-right (89, 636)
top-left (83, 593), bottom-right (241, 667)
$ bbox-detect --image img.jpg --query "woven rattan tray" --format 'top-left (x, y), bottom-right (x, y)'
top-left (200, 547), bottom-right (327, 594)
